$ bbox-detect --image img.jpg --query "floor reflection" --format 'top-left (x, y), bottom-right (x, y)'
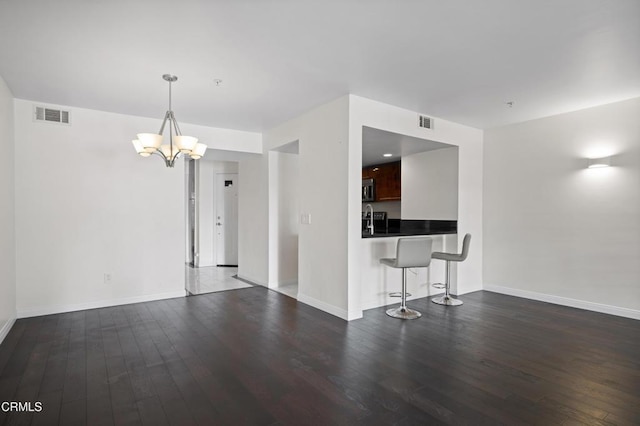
top-left (185, 265), bottom-right (252, 295)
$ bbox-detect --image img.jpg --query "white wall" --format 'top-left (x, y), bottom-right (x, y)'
top-left (349, 96), bottom-right (484, 318)
top-left (484, 97), bottom-right (640, 319)
top-left (13, 99), bottom-right (260, 317)
top-left (238, 154), bottom-right (270, 285)
top-left (268, 151), bottom-right (299, 287)
top-left (262, 96), bottom-right (351, 318)
top-left (0, 75), bottom-right (16, 342)
top-left (402, 146), bottom-right (458, 220)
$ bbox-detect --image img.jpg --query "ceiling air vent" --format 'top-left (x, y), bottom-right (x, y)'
top-left (34, 105), bottom-right (71, 125)
top-left (418, 114), bottom-right (433, 130)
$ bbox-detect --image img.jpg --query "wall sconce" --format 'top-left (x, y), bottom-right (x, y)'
top-left (587, 156), bottom-right (611, 169)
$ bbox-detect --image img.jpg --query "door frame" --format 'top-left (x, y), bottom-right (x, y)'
top-left (185, 158), bottom-right (199, 267)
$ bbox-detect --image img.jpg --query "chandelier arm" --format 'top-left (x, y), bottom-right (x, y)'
top-left (158, 111), bottom-right (171, 135)
top-left (170, 112), bottom-right (183, 136)
top-left (169, 111), bottom-right (174, 150)
top-left (151, 147), bottom-right (175, 168)
top-left (151, 150), bottom-right (168, 161)
top-left (167, 151), bottom-right (183, 168)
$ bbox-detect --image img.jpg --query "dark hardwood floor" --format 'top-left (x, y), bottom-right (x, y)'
top-left (0, 289), bottom-right (638, 425)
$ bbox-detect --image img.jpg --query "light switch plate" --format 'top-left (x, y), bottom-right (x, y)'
top-left (301, 213), bottom-right (311, 225)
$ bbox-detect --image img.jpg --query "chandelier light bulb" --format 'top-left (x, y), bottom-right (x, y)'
top-left (190, 143), bottom-right (208, 159)
top-left (175, 135), bottom-right (198, 153)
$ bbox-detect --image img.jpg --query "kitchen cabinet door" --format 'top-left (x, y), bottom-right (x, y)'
top-left (362, 166), bottom-right (374, 179)
top-left (376, 161), bottom-right (401, 201)
top-left (362, 161), bottom-right (401, 201)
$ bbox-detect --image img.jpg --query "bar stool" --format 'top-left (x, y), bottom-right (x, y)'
top-left (431, 233), bottom-right (471, 306)
top-left (380, 237), bottom-right (433, 319)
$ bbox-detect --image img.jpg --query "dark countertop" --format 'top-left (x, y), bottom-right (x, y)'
top-left (363, 229), bottom-right (457, 238)
top-left (362, 219), bottom-right (457, 239)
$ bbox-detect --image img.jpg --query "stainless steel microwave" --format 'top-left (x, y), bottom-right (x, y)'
top-left (362, 178), bottom-right (375, 202)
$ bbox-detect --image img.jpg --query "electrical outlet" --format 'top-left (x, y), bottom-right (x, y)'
top-left (104, 273), bottom-right (112, 284)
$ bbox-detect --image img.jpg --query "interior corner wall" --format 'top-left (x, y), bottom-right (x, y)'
top-left (263, 96), bottom-right (351, 319)
top-left (0, 75), bottom-right (16, 342)
top-left (13, 100), bottom-right (189, 317)
top-left (483, 97), bottom-right (640, 318)
top-left (238, 154), bottom-right (269, 286)
top-left (267, 151), bottom-right (300, 288)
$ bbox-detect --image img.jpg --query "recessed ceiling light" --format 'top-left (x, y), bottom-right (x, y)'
top-left (383, 153), bottom-right (393, 157)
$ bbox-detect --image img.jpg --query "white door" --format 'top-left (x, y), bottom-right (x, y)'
top-left (216, 173), bottom-right (238, 266)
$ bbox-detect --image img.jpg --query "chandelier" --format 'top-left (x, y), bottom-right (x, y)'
top-left (132, 74), bottom-right (207, 167)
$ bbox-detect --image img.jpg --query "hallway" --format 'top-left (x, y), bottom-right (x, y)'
top-left (185, 266), bottom-right (251, 296)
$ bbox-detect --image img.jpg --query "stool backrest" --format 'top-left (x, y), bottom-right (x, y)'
top-left (459, 233), bottom-right (472, 261)
top-left (395, 237), bottom-right (433, 268)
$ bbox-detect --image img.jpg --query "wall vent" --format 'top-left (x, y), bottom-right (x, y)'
top-left (34, 105), bottom-right (71, 125)
top-left (418, 114), bottom-right (433, 129)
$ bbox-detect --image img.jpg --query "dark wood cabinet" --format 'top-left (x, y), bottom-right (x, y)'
top-left (362, 161), bottom-right (401, 201)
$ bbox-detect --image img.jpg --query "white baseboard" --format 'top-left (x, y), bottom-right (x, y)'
top-left (297, 293), bottom-right (359, 321)
top-left (273, 280), bottom-right (298, 288)
top-left (0, 316), bottom-right (17, 345)
top-left (457, 283), bottom-right (483, 295)
top-left (17, 290), bottom-right (187, 319)
top-left (484, 284), bottom-right (640, 320)
top-left (346, 309), bottom-right (363, 321)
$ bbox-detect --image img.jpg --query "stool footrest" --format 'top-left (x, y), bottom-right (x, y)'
top-left (389, 292), bottom-right (412, 298)
top-left (431, 283), bottom-right (446, 289)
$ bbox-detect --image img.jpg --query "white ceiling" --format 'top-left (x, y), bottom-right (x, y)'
top-left (200, 148), bottom-right (260, 164)
top-left (1, 0), bottom-right (638, 133)
top-left (362, 126), bottom-right (453, 166)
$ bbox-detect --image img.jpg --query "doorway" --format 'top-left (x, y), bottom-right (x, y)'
top-left (186, 159), bottom-right (199, 267)
top-left (268, 142), bottom-right (300, 299)
top-left (185, 160), bottom-right (245, 296)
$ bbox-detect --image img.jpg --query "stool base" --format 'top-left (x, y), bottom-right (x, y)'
top-left (431, 295), bottom-right (463, 306)
top-left (386, 307), bottom-right (422, 319)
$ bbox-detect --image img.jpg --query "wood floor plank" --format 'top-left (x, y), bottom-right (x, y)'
top-left (105, 355), bottom-right (142, 426)
top-left (1, 288), bottom-right (639, 425)
top-left (135, 396), bottom-right (168, 426)
top-left (58, 398), bottom-right (87, 426)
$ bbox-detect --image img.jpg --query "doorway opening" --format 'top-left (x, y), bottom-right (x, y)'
top-left (185, 159), bottom-right (246, 295)
top-left (268, 140), bottom-right (300, 299)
